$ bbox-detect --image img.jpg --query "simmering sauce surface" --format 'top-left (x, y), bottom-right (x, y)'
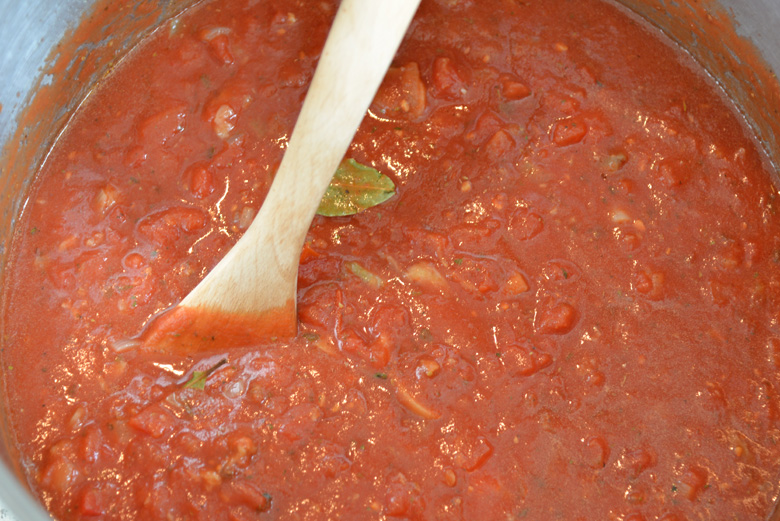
top-left (2, 0), bottom-right (780, 519)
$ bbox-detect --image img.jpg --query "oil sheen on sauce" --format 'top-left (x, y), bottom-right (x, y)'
top-left (2, 0), bottom-right (780, 519)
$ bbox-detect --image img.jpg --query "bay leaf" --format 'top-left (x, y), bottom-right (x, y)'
top-left (317, 159), bottom-right (396, 217)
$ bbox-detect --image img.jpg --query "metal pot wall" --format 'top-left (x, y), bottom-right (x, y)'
top-left (0, 1), bottom-right (778, 519)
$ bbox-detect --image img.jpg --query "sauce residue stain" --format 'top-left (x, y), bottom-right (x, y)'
top-left (0, 0), bottom-right (197, 281)
top-left (619, 0), bottom-right (780, 170)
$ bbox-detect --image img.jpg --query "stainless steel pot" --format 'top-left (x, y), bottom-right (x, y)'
top-left (0, 1), bottom-right (778, 519)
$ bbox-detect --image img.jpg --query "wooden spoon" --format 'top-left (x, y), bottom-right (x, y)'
top-left (140, 0), bottom-right (422, 354)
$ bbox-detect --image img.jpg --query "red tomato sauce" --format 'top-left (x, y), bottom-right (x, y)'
top-left (2, 0), bottom-right (780, 519)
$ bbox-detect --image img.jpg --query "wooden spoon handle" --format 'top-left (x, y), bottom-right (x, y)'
top-left (180, 0), bottom-right (421, 318)
top-left (252, 0), bottom-right (423, 261)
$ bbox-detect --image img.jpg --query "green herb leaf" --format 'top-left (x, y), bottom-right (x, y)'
top-left (346, 261), bottom-right (384, 288)
top-left (317, 159), bottom-right (396, 217)
top-left (417, 328), bottom-right (433, 342)
top-left (184, 371), bottom-right (209, 390)
top-left (302, 332), bottom-right (320, 342)
top-left (183, 359), bottom-right (227, 390)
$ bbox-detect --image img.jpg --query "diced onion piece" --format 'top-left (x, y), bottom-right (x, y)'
top-left (39, 452), bottom-right (79, 492)
top-left (94, 184), bottom-right (120, 214)
top-left (604, 153), bottom-right (627, 171)
top-left (84, 232), bottom-right (104, 248)
top-left (315, 337), bottom-right (338, 356)
top-left (238, 206), bottom-right (255, 230)
top-left (201, 470), bottom-right (222, 487)
top-left (416, 358), bottom-right (441, 378)
top-left (111, 338), bottom-right (141, 352)
top-left (58, 234), bottom-right (79, 251)
top-left (68, 407), bottom-right (87, 430)
top-left (610, 209), bottom-right (631, 224)
top-left (405, 262), bottom-right (448, 291)
top-left (395, 383), bottom-right (440, 419)
top-left (200, 26), bottom-right (231, 41)
top-left (383, 254), bottom-right (402, 273)
top-left (213, 104), bottom-right (236, 139)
